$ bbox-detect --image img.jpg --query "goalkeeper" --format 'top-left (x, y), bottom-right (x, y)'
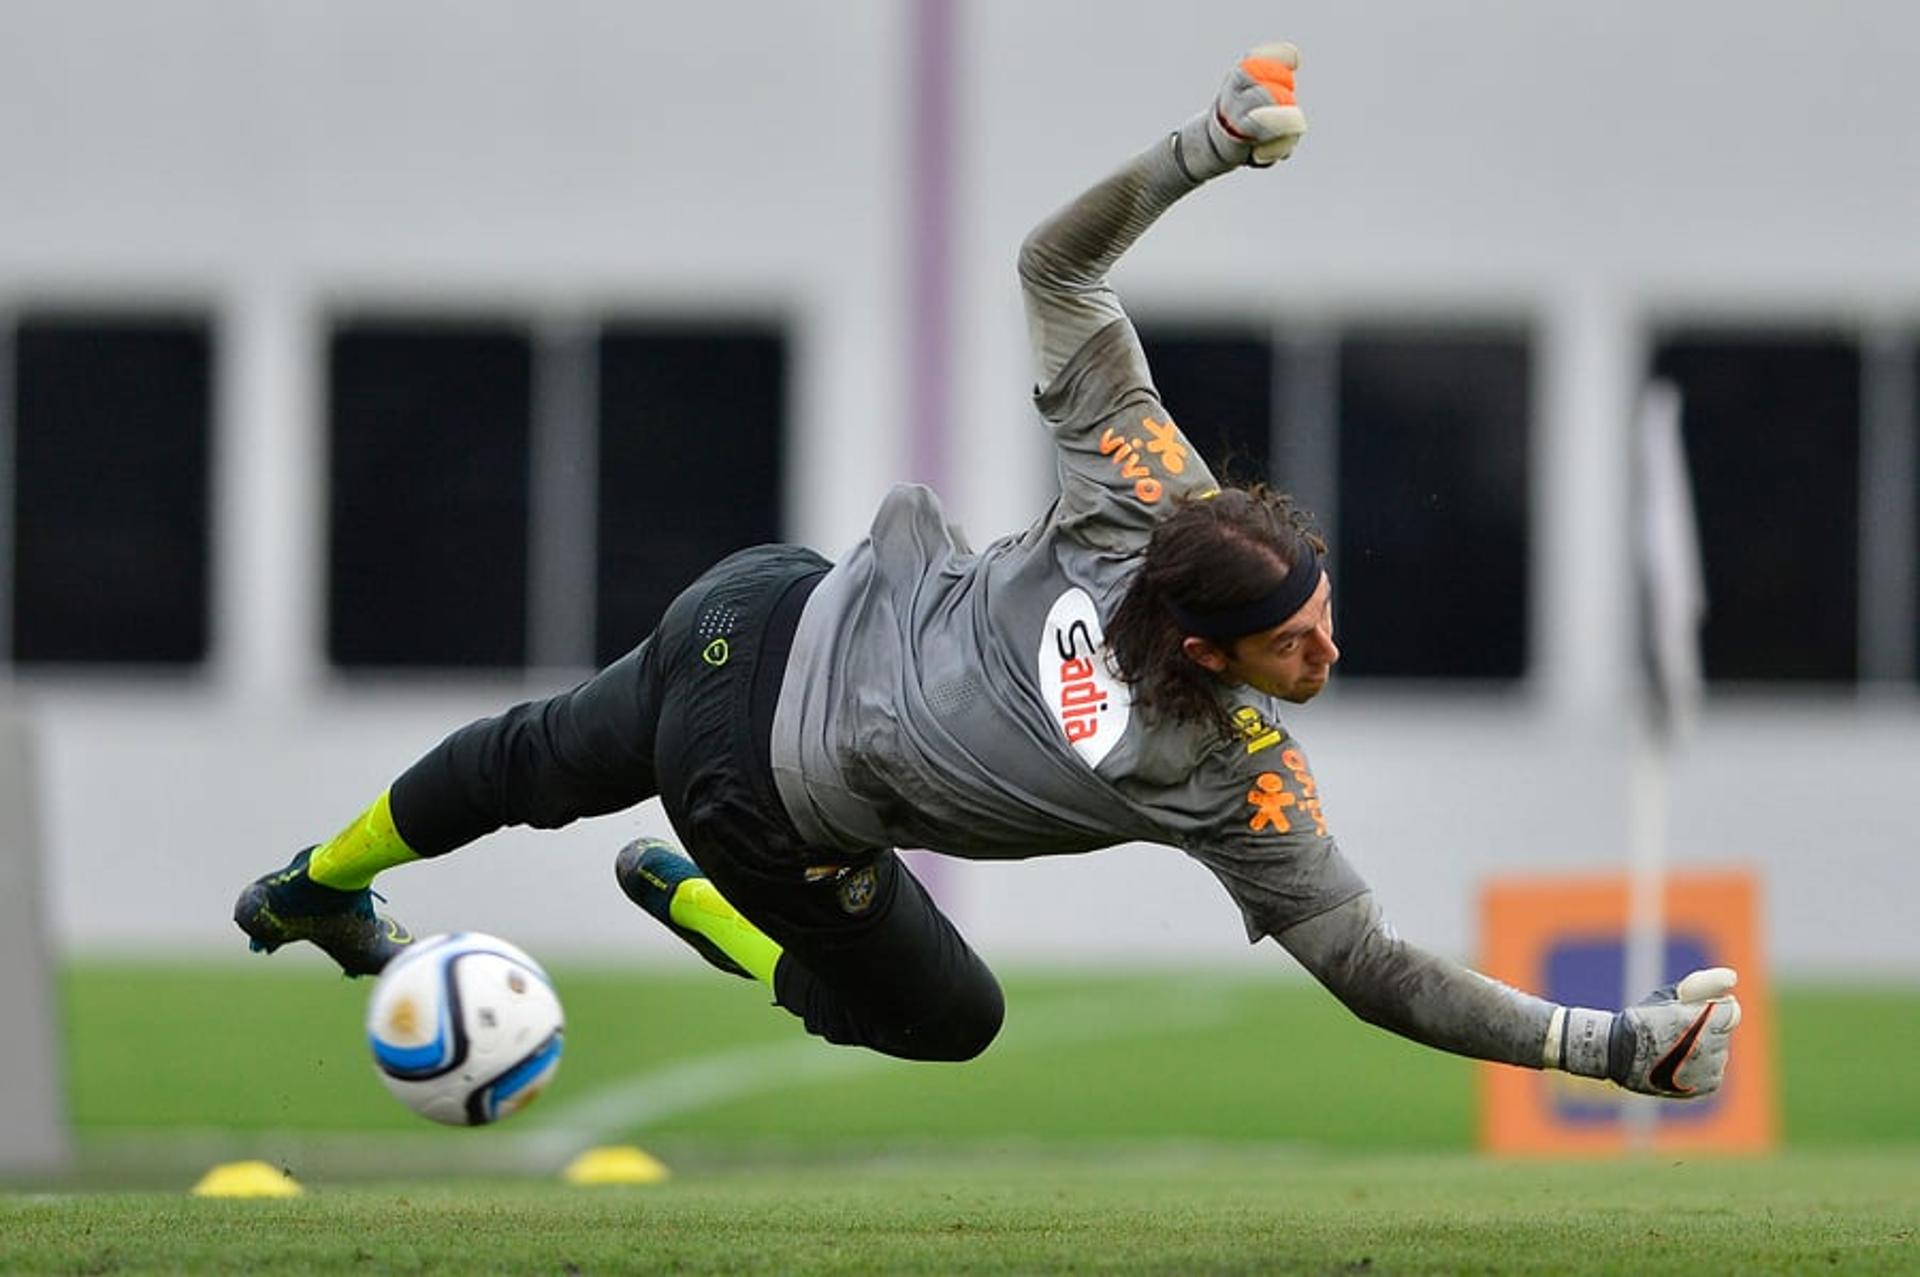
top-left (237, 42), bottom-right (1740, 1099)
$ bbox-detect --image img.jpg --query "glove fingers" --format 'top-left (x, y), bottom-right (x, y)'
top-left (1665, 996), bottom-right (1739, 1095)
top-left (1685, 1006), bottom-right (1738, 1094)
top-left (1247, 104), bottom-right (1306, 137)
top-left (1239, 56), bottom-right (1297, 108)
top-left (1246, 103), bottom-right (1307, 165)
top-left (1676, 966), bottom-right (1738, 1003)
top-left (1250, 134), bottom-right (1302, 166)
top-left (1246, 104), bottom-right (1306, 148)
top-left (1245, 41), bottom-right (1300, 71)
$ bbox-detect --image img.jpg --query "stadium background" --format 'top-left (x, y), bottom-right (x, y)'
top-left (2, 2), bottom-right (1916, 992)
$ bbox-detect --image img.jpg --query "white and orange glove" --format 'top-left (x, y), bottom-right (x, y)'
top-left (1549, 967), bottom-right (1744, 1098)
top-left (1174, 42), bottom-right (1309, 183)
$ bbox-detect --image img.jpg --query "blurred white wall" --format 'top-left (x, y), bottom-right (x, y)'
top-left (2, 2), bottom-right (1916, 974)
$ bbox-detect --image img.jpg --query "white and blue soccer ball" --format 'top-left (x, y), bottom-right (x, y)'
top-left (365, 932), bottom-right (564, 1127)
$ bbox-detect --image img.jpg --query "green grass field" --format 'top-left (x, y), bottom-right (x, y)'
top-left (6, 961), bottom-right (1917, 1274)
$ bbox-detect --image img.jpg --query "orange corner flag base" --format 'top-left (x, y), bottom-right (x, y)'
top-left (1479, 869), bottom-right (1776, 1155)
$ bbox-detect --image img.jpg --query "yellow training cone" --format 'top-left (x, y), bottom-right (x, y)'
top-left (191, 1160), bottom-right (304, 1198)
top-left (562, 1145), bottom-right (670, 1186)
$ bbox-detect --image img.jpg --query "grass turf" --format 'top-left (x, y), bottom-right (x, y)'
top-left (5, 1151), bottom-right (1918, 1274)
top-left (56, 962), bottom-right (1920, 1150)
top-left (16, 963), bottom-right (1920, 1273)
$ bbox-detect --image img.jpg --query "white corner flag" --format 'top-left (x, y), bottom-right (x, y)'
top-left (1624, 380), bottom-right (1708, 1145)
top-left (1636, 380), bottom-right (1707, 739)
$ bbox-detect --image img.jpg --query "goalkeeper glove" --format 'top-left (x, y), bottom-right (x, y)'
top-left (1548, 967), bottom-right (1743, 1098)
top-left (1175, 42), bottom-right (1310, 183)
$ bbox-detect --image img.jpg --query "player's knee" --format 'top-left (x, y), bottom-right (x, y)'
top-left (915, 972), bottom-right (1005, 1062)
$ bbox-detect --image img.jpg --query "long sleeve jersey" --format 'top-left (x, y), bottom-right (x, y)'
top-left (767, 135), bottom-right (1365, 943)
top-left (768, 123), bottom-right (1562, 1073)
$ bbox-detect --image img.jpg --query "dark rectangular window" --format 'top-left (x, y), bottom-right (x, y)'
top-left (594, 325), bottom-right (786, 664)
top-left (1336, 329), bottom-right (1532, 679)
top-left (1137, 327), bottom-right (1275, 486)
top-left (328, 321), bottom-right (532, 668)
top-left (1652, 332), bottom-right (1860, 683)
top-left (11, 314), bottom-right (212, 665)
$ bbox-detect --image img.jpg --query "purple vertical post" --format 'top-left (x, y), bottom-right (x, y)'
top-left (907, 0), bottom-right (956, 490)
top-left (906, 0), bottom-right (956, 899)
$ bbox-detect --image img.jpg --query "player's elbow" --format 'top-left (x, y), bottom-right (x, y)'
top-left (1017, 225), bottom-right (1076, 294)
top-left (1280, 896), bottom-right (1416, 1032)
top-left (1330, 983), bottom-right (1403, 1034)
top-left (1016, 229), bottom-right (1048, 291)
top-left (1304, 939), bottom-right (1390, 1024)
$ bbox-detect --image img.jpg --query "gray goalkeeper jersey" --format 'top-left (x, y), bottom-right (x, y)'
top-left (769, 138), bottom-right (1366, 942)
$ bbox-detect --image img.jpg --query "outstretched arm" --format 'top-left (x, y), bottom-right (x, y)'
top-left (1019, 43), bottom-right (1308, 393)
top-left (1278, 893), bottom-right (1742, 1098)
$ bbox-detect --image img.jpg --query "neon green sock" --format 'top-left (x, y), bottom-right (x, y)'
top-left (306, 790), bottom-right (420, 891)
top-left (668, 878), bottom-right (783, 986)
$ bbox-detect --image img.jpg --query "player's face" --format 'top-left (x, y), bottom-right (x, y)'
top-left (1186, 573), bottom-right (1339, 704)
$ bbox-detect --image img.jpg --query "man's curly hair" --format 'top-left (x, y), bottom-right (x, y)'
top-left (1106, 483), bottom-right (1326, 738)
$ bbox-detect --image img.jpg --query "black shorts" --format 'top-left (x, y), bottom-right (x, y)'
top-left (649, 545), bottom-right (1004, 1061)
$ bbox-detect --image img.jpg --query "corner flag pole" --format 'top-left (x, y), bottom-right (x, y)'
top-left (1624, 380), bottom-right (1706, 1146)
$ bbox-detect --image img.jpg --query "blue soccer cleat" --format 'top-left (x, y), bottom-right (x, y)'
top-left (233, 846), bottom-right (414, 978)
top-left (614, 838), bottom-right (752, 979)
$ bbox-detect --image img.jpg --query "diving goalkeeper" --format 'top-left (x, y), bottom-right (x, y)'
top-left (237, 42), bottom-right (1741, 1100)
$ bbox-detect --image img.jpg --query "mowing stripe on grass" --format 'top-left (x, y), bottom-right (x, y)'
top-left (514, 977), bottom-right (1243, 1166)
top-left (67, 980), bottom-right (1249, 1183)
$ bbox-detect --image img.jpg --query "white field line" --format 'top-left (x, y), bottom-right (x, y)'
top-left (79, 979), bottom-right (1251, 1176)
top-left (511, 978), bottom-right (1246, 1168)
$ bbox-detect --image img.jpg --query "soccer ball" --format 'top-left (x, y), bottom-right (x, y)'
top-left (365, 932), bottom-right (564, 1127)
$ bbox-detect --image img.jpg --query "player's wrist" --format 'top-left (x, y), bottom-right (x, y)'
top-left (1546, 1005), bottom-right (1616, 1078)
top-left (1172, 112), bottom-right (1247, 184)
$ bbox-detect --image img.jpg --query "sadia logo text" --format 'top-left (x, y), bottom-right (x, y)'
top-left (1036, 589), bottom-right (1131, 768)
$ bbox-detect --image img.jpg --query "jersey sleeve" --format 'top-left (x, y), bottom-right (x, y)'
top-left (1276, 893), bottom-right (1558, 1068)
top-left (1176, 723), bottom-right (1369, 942)
top-left (1018, 137), bottom-right (1219, 553)
top-left (1031, 324), bottom-right (1220, 552)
